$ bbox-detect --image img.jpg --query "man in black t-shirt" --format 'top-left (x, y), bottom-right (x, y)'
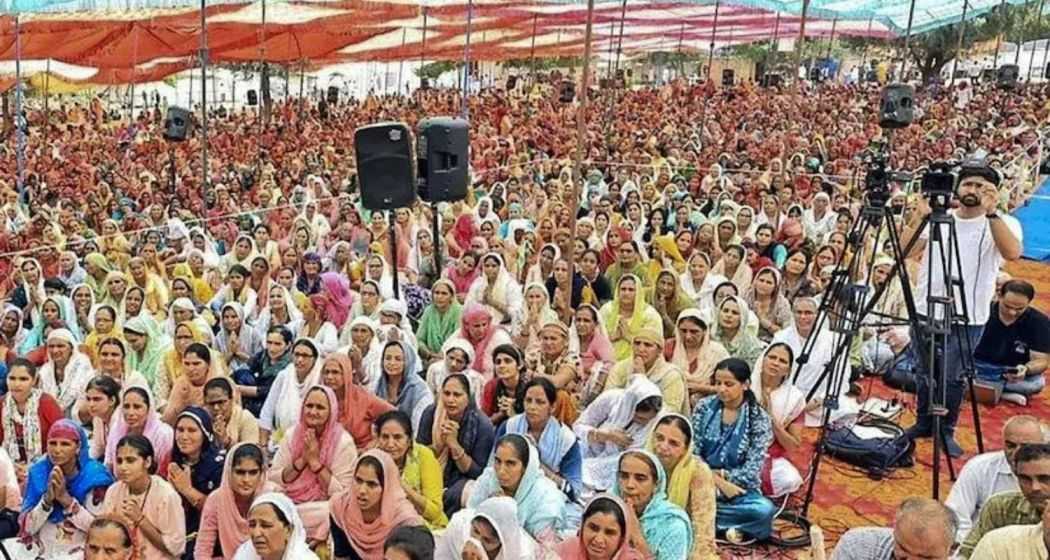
top-left (973, 280), bottom-right (1050, 406)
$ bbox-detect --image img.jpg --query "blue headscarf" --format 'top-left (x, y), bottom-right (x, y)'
top-left (612, 450), bottom-right (694, 560)
top-left (22, 419), bottom-right (115, 523)
top-left (171, 407), bottom-right (225, 495)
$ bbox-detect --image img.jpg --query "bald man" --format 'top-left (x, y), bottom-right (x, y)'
top-left (945, 415), bottom-right (1046, 541)
top-left (831, 498), bottom-right (957, 560)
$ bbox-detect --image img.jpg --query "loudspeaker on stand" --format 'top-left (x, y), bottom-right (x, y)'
top-left (355, 122), bottom-right (417, 210)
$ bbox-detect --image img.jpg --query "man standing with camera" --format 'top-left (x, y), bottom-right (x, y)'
top-left (899, 163), bottom-right (1023, 457)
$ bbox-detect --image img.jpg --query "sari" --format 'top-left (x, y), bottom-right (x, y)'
top-left (691, 395), bottom-right (776, 540)
top-left (575, 375), bottom-right (662, 492)
top-left (417, 279), bottom-right (464, 357)
top-left (710, 296), bottom-right (767, 366)
top-left (467, 434), bottom-right (567, 540)
top-left (612, 450), bottom-right (694, 560)
top-left (555, 495), bottom-right (646, 560)
top-left (231, 493), bottom-right (319, 560)
top-left (599, 275), bottom-right (663, 361)
top-left (329, 450), bottom-right (424, 560)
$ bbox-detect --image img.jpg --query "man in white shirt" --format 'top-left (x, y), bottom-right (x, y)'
top-left (945, 415), bottom-right (1046, 542)
top-left (898, 162), bottom-right (1023, 457)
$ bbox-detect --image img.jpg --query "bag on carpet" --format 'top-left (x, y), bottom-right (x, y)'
top-left (822, 417), bottom-right (914, 479)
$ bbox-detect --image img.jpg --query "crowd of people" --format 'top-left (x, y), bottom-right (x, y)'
top-left (0, 74), bottom-right (1045, 560)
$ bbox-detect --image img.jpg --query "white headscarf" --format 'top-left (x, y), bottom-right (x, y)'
top-left (436, 497), bottom-right (536, 560)
top-left (232, 493), bottom-right (319, 560)
top-left (38, 328), bottom-right (96, 413)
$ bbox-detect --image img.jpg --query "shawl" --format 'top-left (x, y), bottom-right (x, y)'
top-left (285, 385), bottom-right (347, 503)
top-left (214, 302), bottom-right (260, 370)
top-left (745, 266), bottom-right (793, 337)
top-left (692, 395), bottom-right (772, 490)
top-left (504, 412), bottom-right (577, 474)
top-left (680, 253), bottom-right (728, 306)
top-left (751, 344), bottom-right (807, 429)
top-left (649, 235), bottom-right (687, 275)
top-left (329, 450), bottom-right (424, 560)
top-left (645, 413), bottom-right (702, 508)
top-left (123, 315), bottom-right (169, 389)
top-left (466, 253), bottom-right (522, 326)
top-left (209, 443), bottom-right (279, 557)
top-left (520, 282), bottom-right (560, 339)
top-left (612, 450), bottom-right (694, 559)
top-left (19, 294), bottom-right (83, 355)
top-left (417, 279), bottom-right (464, 355)
top-left (568, 304), bottom-right (615, 375)
top-left (451, 214), bottom-right (479, 258)
top-left (254, 285), bottom-right (304, 338)
top-left (104, 384), bottom-right (173, 469)
top-left (2, 389), bottom-right (43, 464)
top-left (647, 269), bottom-right (695, 335)
top-left (446, 262), bottom-right (480, 297)
top-left (710, 296), bottom-right (767, 366)
top-left (425, 338), bottom-right (485, 398)
top-left (38, 328), bottom-right (96, 413)
top-left (325, 353), bottom-right (393, 448)
top-left (711, 245), bottom-right (752, 294)
top-left (1, 304), bottom-right (27, 354)
top-left (371, 341), bottom-right (432, 430)
top-left (555, 495), bottom-right (646, 560)
top-left (669, 309), bottom-right (729, 386)
top-left (231, 493), bottom-right (319, 560)
top-left (320, 272), bottom-right (354, 329)
top-left (22, 420), bottom-right (115, 523)
top-left (599, 274), bottom-right (662, 361)
top-left (467, 434), bottom-right (566, 537)
top-left (576, 375), bottom-right (662, 459)
top-left (457, 303), bottom-right (501, 374)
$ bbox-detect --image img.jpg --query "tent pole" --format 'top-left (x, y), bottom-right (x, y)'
top-left (14, 14), bottom-right (24, 202)
top-left (768, 11), bottom-right (781, 76)
top-left (859, 18), bottom-right (873, 82)
top-left (420, 7), bottom-right (428, 90)
top-left (298, 60), bottom-right (305, 120)
top-left (707, 0), bottom-right (721, 82)
top-left (261, 0), bottom-right (270, 125)
top-left (569, 0), bottom-right (595, 321)
top-left (826, 17), bottom-right (837, 59)
top-left (794, 0), bottom-right (809, 87)
top-left (1043, 13), bottom-right (1050, 80)
top-left (397, 27), bottom-right (407, 95)
top-left (200, 0), bottom-right (210, 188)
top-left (461, 0), bottom-right (474, 119)
top-left (528, 14), bottom-right (538, 84)
top-left (1028, 0), bottom-right (1045, 80)
top-left (606, 18), bottom-right (616, 77)
top-left (44, 58), bottom-right (50, 145)
top-left (614, 0), bottom-right (627, 74)
top-left (898, 0), bottom-right (917, 80)
top-left (1015, 0), bottom-right (1030, 66)
top-left (951, 0), bottom-right (970, 86)
top-left (994, 0), bottom-right (1007, 70)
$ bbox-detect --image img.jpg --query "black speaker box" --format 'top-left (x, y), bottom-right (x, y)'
top-left (247, 89), bottom-right (258, 106)
top-left (878, 84), bottom-right (914, 130)
top-left (998, 64), bottom-right (1019, 88)
top-left (163, 106), bottom-right (192, 142)
top-left (327, 86), bottom-right (339, 105)
top-left (722, 69), bottom-right (735, 87)
top-left (417, 117), bottom-right (469, 203)
top-left (559, 80), bottom-right (575, 103)
top-left (355, 122), bottom-right (417, 210)
top-left (506, 75), bottom-right (518, 90)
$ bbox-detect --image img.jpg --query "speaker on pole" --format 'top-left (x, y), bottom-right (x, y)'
top-left (327, 86), bottom-right (339, 105)
top-left (506, 75), bottom-right (518, 90)
top-left (163, 106), bottom-right (193, 142)
top-left (997, 64), bottom-right (1019, 88)
top-left (878, 84), bottom-right (914, 130)
top-left (559, 80), bottom-right (576, 103)
top-left (721, 69), bottom-right (735, 87)
top-left (355, 122), bottom-right (416, 210)
top-left (247, 90), bottom-right (258, 106)
top-left (417, 117), bottom-right (469, 203)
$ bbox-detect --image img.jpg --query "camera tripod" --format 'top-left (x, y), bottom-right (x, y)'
top-left (793, 185), bottom-right (985, 523)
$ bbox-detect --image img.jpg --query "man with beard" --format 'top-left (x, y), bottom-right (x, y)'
top-left (898, 161), bottom-right (1023, 457)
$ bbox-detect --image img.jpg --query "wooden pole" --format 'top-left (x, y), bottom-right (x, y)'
top-left (707, 0), bottom-right (722, 82)
top-left (768, 11), bottom-right (781, 75)
top-left (951, 0), bottom-right (970, 85)
top-left (898, 0), bottom-right (918, 80)
top-left (1015, 0), bottom-right (1029, 66)
top-left (614, 0), bottom-right (628, 74)
top-left (44, 58), bottom-right (51, 144)
top-left (528, 14), bottom-right (538, 84)
top-left (993, 0), bottom-right (1007, 70)
top-left (794, 0), bottom-right (810, 86)
top-left (397, 27), bottom-right (408, 94)
top-left (568, 0), bottom-right (596, 319)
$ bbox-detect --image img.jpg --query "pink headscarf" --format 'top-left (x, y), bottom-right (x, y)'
top-left (458, 303), bottom-right (498, 373)
top-left (210, 442), bottom-right (278, 556)
top-left (329, 449), bottom-right (424, 560)
top-left (320, 272), bottom-right (354, 329)
top-left (104, 385), bottom-right (173, 476)
top-left (284, 385), bottom-right (346, 504)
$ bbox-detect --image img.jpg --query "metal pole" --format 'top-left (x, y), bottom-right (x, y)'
top-left (570, 0), bottom-right (596, 318)
top-left (397, 27), bottom-right (407, 94)
top-left (994, 0), bottom-right (1007, 70)
top-left (420, 7), bottom-right (428, 91)
top-left (461, 0), bottom-right (474, 119)
top-left (298, 61), bottom-right (305, 119)
top-left (1016, 0), bottom-right (1029, 66)
top-left (43, 58), bottom-right (50, 144)
top-left (261, 0), bottom-right (270, 125)
top-left (1043, 18), bottom-right (1050, 80)
top-left (768, 11), bottom-right (781, 75)
top-left (859, 18), bottom-right (873, 82)
top-left (606, 18), bottom-right (616, 77)
top-left (795, 0), bottom-right (810, 85)
top-left (14, 15), bottom-right (24, 201)
top-left (432, 207), bottom-right (442, 278)
top-left (200, 0), bottom-right (209, 185)
top-left (614, 0), bottom-right (628, 74)
top-left (707, 0), bottom-right (722, 82)
top-left (951, 0), bottom-right (971, 85)
top-left (899, 0), bottom-right (918, 80)
top-left (1029, 0), bottom-right (1045, 80)
top-left (826, 17), bottom-right (837, 59)
top-left (528, 14), bottom-right (538, 83)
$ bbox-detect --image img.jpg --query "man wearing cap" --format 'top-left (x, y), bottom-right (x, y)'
top-left (899, 161), bottom-right (1023, 457)
top-left (603, 327), bottom-right (688, 414)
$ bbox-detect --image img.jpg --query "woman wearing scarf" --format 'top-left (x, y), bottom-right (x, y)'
top-left (1, 304), bottom-right (29, 356)
top-left (648, 235), bottom-right (687, 278)
top-left (514, 283), bottom-right (560, 351)
top-left (555, 495), bottom-right (647, 560)
top-left (157, 320), bottom-right (214, 405)
top-left (711, 245), bottom-right (752, 294)
top-left (646, 414), bottom-right (718, 560)
top-left (269, 385), bottom-right (357, 543)
top-left (170, 407), bottom-right (226, 554)
top-left (454, 303), bottom-right (513, 381)
top-left (666, 310), bottom-right (729, 408)
top-left (496, 378), bottom-right (582, 503)
top-left (208, 265), bottom-right (258, 323)
top-left (196, 443), bottom-right (277, 559)
top-left (691, 358), bottom-right (776, 541)
top-left (744, 266), bottom-right (793, 342)
top-left (163, 341), bottom-right (230, 424)
top-left (370, 340), bottom-right (433, 433)
top-left (252, 285), bottom-right (304, 343)
top-left (710, 296), bottom-right (767, 366)
top-left (467, 434), bottom-right (566, 542)
top-left (750, 343), bottom-right (806, 498)
top-left (445, 252), bottom-right (480, 303)
top-left (246, 256), bottom-right (276, 323)
top-left (38, 328), bottom-right (96, 414)
top-left (714, 217), bottom-right (741, 255)
top-left (1, 359), bottom-right (63, 478)
top-left (127, 256), bottom-right (169, 318)
top-left (424, 338), bottom-right (485, 399)
top-left (318, 271), bottom-right (354, 331)
top-left (99, 271), bottom-right (131, 318)
top-left (347, 280), bottom-right (383, 324)
top-left (321, 353), bottom-right (393, 449)
top-left (447, 213), bottom-right (478, 259)
top-left (220, 235), bottom-right (260, 278)
top-left (418, 367), bottom-right (496, 517)
top-left (524, 243), bottom-right (559, 287)
top-left (437, 496), bottom-right (538, 560)
top-left (600, 275), bottom-right (663, 362)
top-left (237, 326), bottom-right (293, 418)
top-left (524, 319), bottom-right (582, 424)
top-left (372, 410), bottom-right (447, 529)
top-left (231, 492), bottom-right (319, 560)
top-left (259, 338), bottom-right (324, 447)
top-left (329, 450), bottom-right (425, 560)
top-left (105, 385), bottom-right (174, 476)
top-left (648, 269), bottom-right (694, 339)
top-left (416, 279), bottom-right (464, 365)
top-left (301, 295), bottom-right (339, 356)
top-left (19, 292), bottom-right (83, 353)
top-left (680, 253), bottom-right (727, 308)
top-left (215, 302), bottom-right (261, 374)
top-left (611, 450), bottom-right (694, 560)
top-left (83, 253), bottom-right (113, 302)
top-left (465, 253), bottom-right (523, 328)
top-left (575, 375), bottom-right (663, 492)
top-left (124, 314), bottom-right (169, 389)
top-left (571, 302), bottom-right (617, 407)
top-left (363, 254), bottom-right (399, 300)
top-left (16, 420), bottom-right (114, 558)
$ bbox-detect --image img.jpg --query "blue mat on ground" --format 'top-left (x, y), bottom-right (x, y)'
top-left (1014, 175), bottom-right (1050, 261)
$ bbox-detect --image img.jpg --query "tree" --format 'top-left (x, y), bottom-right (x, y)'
top-left (415, 61), bottom-right (460, 81)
